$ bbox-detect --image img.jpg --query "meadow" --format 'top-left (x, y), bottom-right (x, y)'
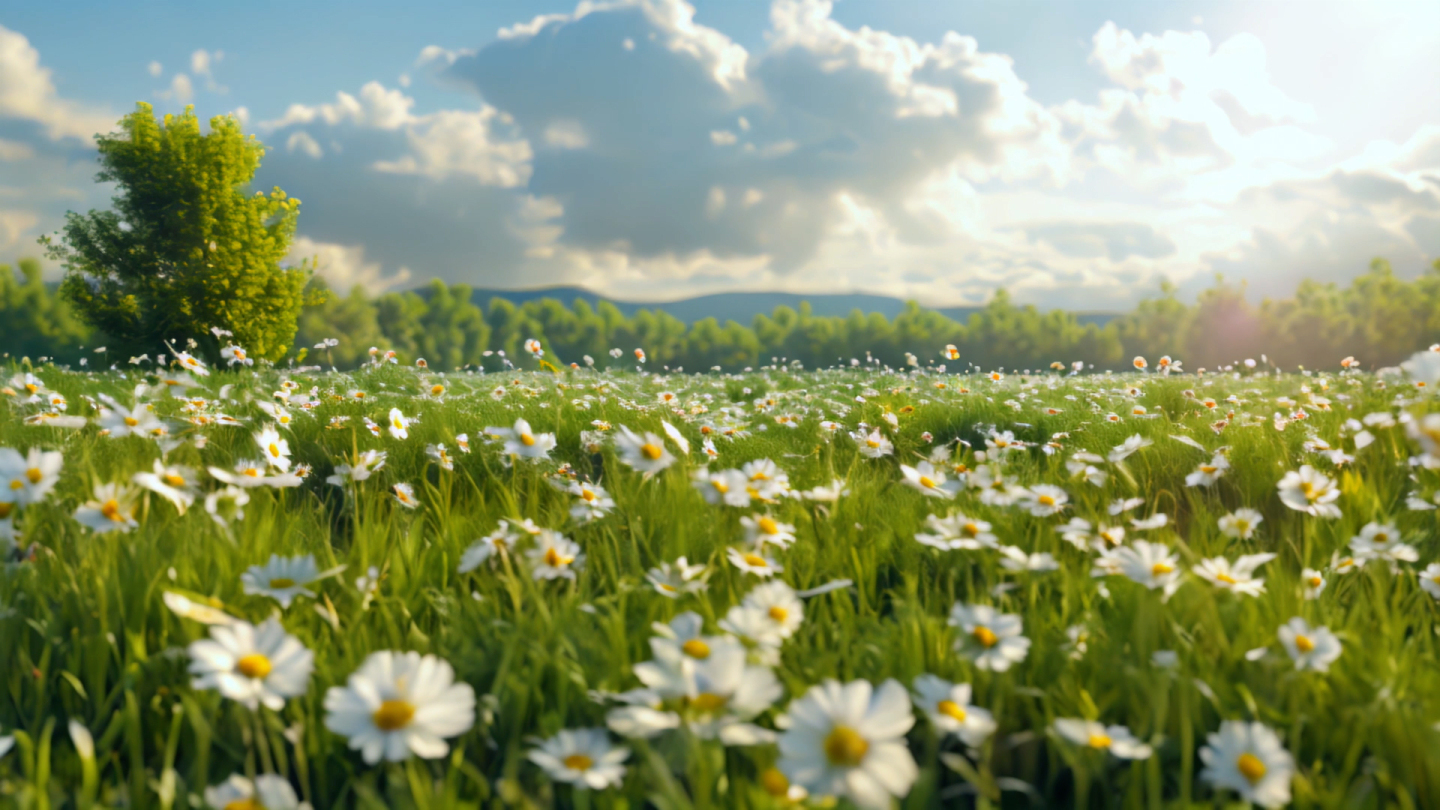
top-left (1, 346), bottom-right (1439, 810)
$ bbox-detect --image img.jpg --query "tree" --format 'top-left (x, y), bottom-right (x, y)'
top-left (0, 258), bottom-right (95, 364)
top-left (42, 102), bottom-right (313, 361)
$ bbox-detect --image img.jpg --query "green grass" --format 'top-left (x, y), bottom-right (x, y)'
top-left (0, 359), bottom-right (1438, 809)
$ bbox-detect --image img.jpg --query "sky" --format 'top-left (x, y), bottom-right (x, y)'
top-left (2, 0), bottom-right (1439, 309)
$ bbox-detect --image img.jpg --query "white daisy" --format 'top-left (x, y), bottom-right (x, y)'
top-left (614, 426), bottom-right (675, 474)
top-left (188, 618), bottom-right (314, 711)
top-left (1199, 721), bottom-right (1295, 808)
top-left (900, 462), bottom-right (960, 498)
top-left (1276, 617), bottom-right (1342, 672)
top-left (948, 603), bottom-right (1030, 672)
top-left (1193, 553), bottom-right (1276, 597)
top-left (0, 447), bottom-right (63, 506)
top-left (777, 679), bottom-right (918, 810)
top-left (527, 728), bottom-right (629, 790)
top-left (255, 425), bottom-right (291, 471)
top-left (241, 554), bottom-right (336, 608)
top-left (910, 674), bottom-right (996, 747)
top-left (73, 483), bottom-right (139, 533)
top-left (1218, 508), bottom-right (1263, 540)
top-left (1053, 718), bottom-right (1153, 759)
top-left (323, 650), bottom-right (476, 764)
top-left (1276, 465), bottom-right (1341, 519)
top-left (132, 459), bottom-right (198, 514)
top-left (203, 774), bottom-right (302, 810)
top-left (727, 546), bottom-right (783, 578)
top-left (528, 530), bottom-right (585, 581)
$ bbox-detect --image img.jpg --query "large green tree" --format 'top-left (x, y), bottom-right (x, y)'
top-left (42, 102), bottom-right (312, 361)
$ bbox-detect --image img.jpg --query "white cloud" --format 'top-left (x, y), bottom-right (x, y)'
top-left (288, 236), bottom-right (412, 293)
top-left (286, 130), bottom-right (324, 159)
top-left (0, 138), bottom-right (36, 161)
top-left (165, 73), bottom-right (194, 102)
top-left (261, 81), bottom-right (416, 131)
top-left (147, 60), bottom-right (162, 77)
top-left (372, 108), bottom-right (532, 186)
top-left (0, 24), bottom-right (115, 141)
top-left (542, 120), bottom-right (588, 149)
top-left (0, 209), bottom-right (40, 253)
top-left (709, 129), bottom-right (736, 146)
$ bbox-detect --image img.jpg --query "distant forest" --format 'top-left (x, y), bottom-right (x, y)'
top-left (4, 255), bottom-right (1438, 373)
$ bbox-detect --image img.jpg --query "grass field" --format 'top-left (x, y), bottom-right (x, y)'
top-left (1, 351), bottom-right (1438, 810)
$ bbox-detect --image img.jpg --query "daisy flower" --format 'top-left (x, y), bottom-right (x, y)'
top-left (1199, 721), bottom-right (1295, 808)
top-left (727, 546), bottom-right (783, 578)
top-left (1218, 508), bottom-right (1263, 540)
top-left (386, 408), bottom-right (411, 440)
top-left (851, 429), bottom-right (893, 459)
top-left (645, 557), bottom-right (709, 598)
top-left (254, 425), bottom-right (291, 471)
top-left (458, 525), bottom-right (515, 573)
top-left (1301, 568), bottom-right (1327, 599)
top-left (0, 447), bottom-right (63, 506)
top-left (204, 774), bottom-right (301, 810)
top-left (1053, 719), bottom-right (1153, 759)
top-left (188, 618), bottom-right (314, 711)
top-left (568, 480), bottom-right (616, 523)
top-left (910, 675), bottom-right (996, 747)
top-left (1193, 553), bottom-right (1276, 597)
top-left (741, 513), bottom-right (797, 550)
top-left (529, 530), bottom-right (585, 581)
top-left (132, 459), bottom-right (198, 514)
top-left (528, 728), bottom-right (629, 790)
top-left (1276, 465), bottom-right (1341, 519)
top-left (948, 603), bottom-right (1030, 672)
top-left (1185, 454), bottom-right (1229, 487)
top-left (614, 426), bottom-right (675, 474)
top-left (324, 651), bottom-right (475, 764)
top-left (777, 679), bottom-right (917, 810)
top-left (241, 554), bottom-right (334, 608)
top-left (1023, 484), bottom-right (1069, 516)
top-left (500, 418), bottom-right (557, 460)
top-left (73, 483), bottom-right (139, 533)
top-left (392, 483), bottom-right (420, 509)
top-left (900, 462), bottom-right (960, 498)
top-left (1349, 521), bottom-right (1417, 565)
top-left (741, 580), bottom-right (804, 641)
top-left (1277, 617), bottom-right (1342, 672)
top-left (998, 545), bottom-right (1059, 574)
top-left (692, 468), bottom-right (750, 507)
top-left (1113, 541), bottom-right (1183, 599)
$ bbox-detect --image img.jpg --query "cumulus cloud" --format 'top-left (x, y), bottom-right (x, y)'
top-left (1018, 221), bottom-right (1177, 262)
top-left (288, 236), bottom-right (413, 293)
top-left (0, 25), bottom-right (115, 141)
top-left (286, 130), bottom-right (323, 159)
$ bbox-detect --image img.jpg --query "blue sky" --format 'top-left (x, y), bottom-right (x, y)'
top-left (2, 0), bottom-right (1438, 308)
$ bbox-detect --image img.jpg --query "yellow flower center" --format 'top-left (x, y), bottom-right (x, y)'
top-left (544, 547), bottom-right (569, 567)
top-left (918, 476), bottom-right (936, 489)
top-left (520, 433), bottom-right (536, 446)
top-left (372, 700), bottom-right (416, 731)
top-left (768, 606), bottom-right (788, 623)
top-left (0, 503), bottom-right (11, 518)
top-left (1151, 562), bottom-right (1174, 576)
top-left (1294, 634), bottom-right (1315, 653)
top-left (866, 439), bottom-right (880, 448)
top-left (431, 385), bottom-right (445, 396)
top-left (1309, 576), bottom-right (1323, 587)
top-left (972, 626), bottom-right (999, 648)
top-left (164, 474), bottom-right (185, 487)
top-left (269, 577), bottom-right (296, 589)
top-left (124, 416), bottom-right (139, 426)
top-left (1201, 465), bottom-right (1217, 474)
top-left (641, 443), bottom-right (663, 460)
top-left (1236, 752), bottom-right (1266, 784)
top-left (682, 639), bottom-right (710, 659)
top-left (823, 725), bottom-right (869, 767)
top-left (760, 768), bottom-right (790, 797)
top-left (937, 700), bottom-right (967, 722)
top-left (100, 500), bottom-right (124, 522)
top-left (223, 799), bottom-right (264, 810)
top-left (743, 553), bottom-right (767, 568)
top-left (236, 653), bottom-right (272, 679)
top-left (963, 523), bottom-right (981, 537)
top-left (1087, 733), bottom-right (1112, 749)
top-left (758, 516), bottom-right (779, 534)
top-left (25, 468), bottom-right (43, 484)
top-left (1038, 494), bottom-right (1056, 506)
top-left (690, 692), bottom-right (728, 712)
top-left (8, 479), bottom-right (21, 490)
top-left (1215, 572), bottom-right (1237, 585)
top-left (581, 488), bottom-right (596, 502)
top-left (563, 754), bottom-right (593, 771)
top-left (711, 480), bottom-right (729, 494)
top-left (269, 443), bottom-right (280, 457)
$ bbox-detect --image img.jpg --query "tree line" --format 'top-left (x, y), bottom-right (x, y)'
top-left (7, 252), bottom-right (1440, 373)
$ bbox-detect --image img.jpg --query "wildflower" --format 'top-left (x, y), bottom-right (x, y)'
top-left (497, 418), bottom-right (557, 460)
top-left (1185, 454), bottom-right (1230, 487)
top-left (741, 513), bottom-right (797, 550)
top-left (528, 728), bottom-right (629, 789)
top-left (204, 775), bottom-right (301, 810)
top-left (1276, 465), bottom-right (1341, 519)
top-left (851, 428), bottom-right (893, 459)
top-left (1277, 618), bottom-right (1342, 672)
top-left (205, 486), bottom-right (250, 528)
top-left (1218, 508), bottom-right (1263, 540)
top-left (326, 450), bottom-right (387, 486)
top-left (393, 483), bottom-right (420, 509)
top-left (900, 461), bottom-right (960, 498)
top-left (529, 530), bottom-right (584, 580)
top-left (916, 512), bottom-right (997, 551)
top-left (645, 557), bottom-right (709, 598)
top-left (241, 554), bottom-right (336, 608)
top-left (614, 426), bottom-right (675, 474)
top-left (387, 408), bottom-right (410, 440)
top-left (1301, 568), bottom-right (1326, 599)
top-left (910, 674), bottom-right (996, 746)
top-left (426, 443), bottom-right (454, 471)
top-left (777, 679), bottom-right (917, 810)
top-left (96, 399), bottom-right (163, 438)
top-left (132, 459), bottom-right (198, 514)
top-left (1107, 434), bottom-right (1152, 462)
top-left (324, 651), bottom-right (476, 764)
top-left (255, 425), bottom-right (291, 471)
top-left (998, 545), bottom-right (1059, 573)
top-left (1113, 541), bottom-right (1183, 599)
top-left (1023, 484), bottom-right (1069, 517)
top-left (1419, 563), bottom-right (1440, 600)
top-left (693, 467), bottom-right (750, 507)
top-left (188, 618), bottom-right (314, 710)
top-left (0, 447), bottom-right (63, 506)
top-left (1199, 721), bottom-right (1295, 808)
top-left (1053, 718), bottom-right (1153, 759)
top-left (1194, 553), bottom-right (1276, 597)
top-left (741, 580), bottom-right (804, 641)
top-left (568, 480), bottom-right (616, 523)
top-left (727, 546), bottom-right (783, 578)
top-left (948, 603), bottom-right (1030, 671)
top-left (458, 525), bottom-right (515, 572)
top-left (73, 483), bottom-right (139, 533)
top-left (1349, 521), bottom-right (1417, 565)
